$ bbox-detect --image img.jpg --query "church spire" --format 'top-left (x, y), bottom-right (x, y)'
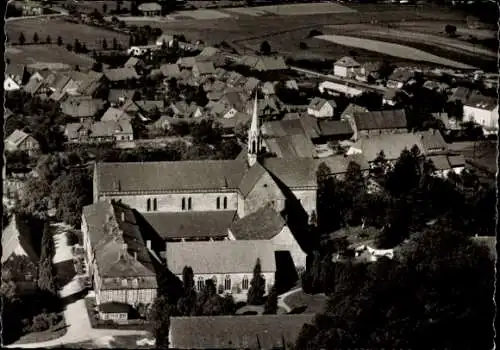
top-left (247, 92), bottom-right (260, 167)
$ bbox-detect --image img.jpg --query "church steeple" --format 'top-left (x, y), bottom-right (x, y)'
top-left (248, 92), bottom-right (261, 167)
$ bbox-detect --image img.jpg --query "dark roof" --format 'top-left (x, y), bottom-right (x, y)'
top-left (99, 302), bottom-right (131, 314)
top-left (238, 162), bottom-right (268, 197)
top-left (230, 206), bottom-right (286, 240)
top-left (169, 315), bottom-right (314, 349)
top-left (142, 211), bottom-right (236, 240)
top-left (104, 68), bottom-right (140, 82)
top-left (388, 69), bottom-right (415, 83)
top-left (261, 158), bottom-right (318, 188)
top-left (160, 63), bottom-right (181, 77)
top-left (335, 56), bottom-right (360, 68)
top-left (166, 241), bottom-right (277, 274)
top-left (81, 201), bottom-right (158, 288)
top-left (464, 94), bottom-right (497, 110)
top-left (265, 134), bottom-right (317, 158)
top-left (1, 215), bottom-right (40, 263)
top-left (341, 103), bottom-right (369, 119)
top-left (318, 120), bottom-right (353, 137)
top-left (448, 86), bottom-right (472, 102)
top-left (108, 89), bottom-right (137, 103)
top-left (95, 161), bottom-right (248, 194)
top-left (353, 109), bottom-right (407, 130)
top-left (61, 96), bottom-right (105, 118)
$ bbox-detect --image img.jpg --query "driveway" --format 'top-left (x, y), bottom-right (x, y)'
top-left (277, 287), bottom-right (302, 313)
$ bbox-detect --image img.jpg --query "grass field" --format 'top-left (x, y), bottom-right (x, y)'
top-left (13, 318), bottom-right (67, 345)
top-left (60, 335), bottom-right (155, 349)
top-left (316, 34), bottom-right (476, 69)
top-left (6, 16), bottom-right (129, 50)
top-left (5, 45), bottom-right (95, 68)
top-left (225, 2), bottom-right (357, 16)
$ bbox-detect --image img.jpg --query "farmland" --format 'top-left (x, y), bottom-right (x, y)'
top-left (316, 34), bottom-right (476, 69)
top-left (6, 16), bottom-right (129, 50)
top-left (225, 2), bottom-right (357, 16)
top-left (5, 45), bottom-right (95, 69)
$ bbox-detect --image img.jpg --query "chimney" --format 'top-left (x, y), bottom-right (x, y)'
top-left (146, 240), bottom-right (151, 250)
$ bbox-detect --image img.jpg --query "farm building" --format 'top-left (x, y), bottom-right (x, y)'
top-left (192, 61), bottom-right (216, 79)
top-left (241, 55), bottom-right (288, 72)
top-left (5, 130), bottom-right (40, 156)
top-left (463, 95), bottom-right (498, 131)
top-left (307, 97), bottom-right (336, 118)
top-left (138, 2), bottom-right (162, 16)
top-left (319, 81), bottom-right (363, 97)
top-left (346, 109), bottom-right (408, 140)
top-left (168, 315), bottom-right (314, 349)
top-left (386, 69), bottom-right (415, 89)
top-left (65, 119), bottom-right (134, 144)
top-left (333, 56), bottom-right (361, 78)
top-left (155, 34), bottom-right (174, 47)
top-left (60, 96), bottom-right (105, 120)
top-left (4, 76), bottom-right (21, 92)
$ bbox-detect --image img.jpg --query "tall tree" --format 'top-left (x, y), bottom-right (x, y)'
top-left (19, 32), bottom-right (26, 45)
top-left (57, 36), bottom-right (63, 46)
top-left (177, 266), bottom-right (197, 316)
top-left (316, 163), bottom-right (339, 234)
top-left (247, 258), bottom-right (266, 305)
top-left (263, 286), bottom-right (279, 314)
top-left (149, 295), bottom-right (176, 348)
top-left (33, 32), bottom-right (39, 44)
top-left (46, 35), bottom-right (52, 44)
top-left (102, 38), bottom-right (108, 50)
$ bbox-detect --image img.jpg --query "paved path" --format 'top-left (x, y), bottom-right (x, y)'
top-left (277, 287), bottom-right (302, 313)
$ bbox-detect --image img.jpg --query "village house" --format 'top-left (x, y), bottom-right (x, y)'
top-left (192, 61), bottom-right (216, 79)
top-left (21, 0), bottom-right (44, 16)
top-left (386, 69), bottom-right (415, 89)
top-left (108, 89), bottom-right (138, 106)
top-left (245, 95), bottom-right (283, 119)
top-left (65, 119), bottom-right (134, 144)
top-left (138, 2), bottom-right (162, 16)
top-left (160, 63), bottom-right (182, 79)
top-left (448, 86), bottom-right (472, 103)
top-left (170, 101), bottom-right (204, 118)
top-left (340, 103), bottom-right (369, 121)
top-left (61, 96), bottom-right (105, 120)
top-left (4, 75), bottom-right (21, 92)
top-left (356, 62), bottom-right (382, 82)
top-left (1, 214), bottom-right (40, 264)
top-left (123, 57), bottom-right (146, 73)
top-left (318, 81), bottom-right (364, 97)
top-left (333, 56), bottom-right (362, 78)
top-left (168, 315), bottom-right (314, 350)
top-left (155, 34), bottom-right (175, 47)
top-left (81, 201), bottom-right (161, 320)
top-left (346, 109), bottom-right (408, 140)
top-left (225, 71), bottom-right (246, 88)
top-left (4, 64), bottom-right (29, 92)
top-left (347, 129), bottom-right (448, 164)
top-left (228, 205), bottom-right (306, 269)
top-left (261, 81), bottom-right (277, 96)
top-left (217, 111), bottom-right (252, 136)
top-left (242, 77), bottom-right (261, 94)
top-left (176, 57), bottom-right (198, 70)
top-left (307, 97), bottom-right (336, 118)
top-left (426, 154), bottom-right (466, 178)
top-left (462, 94), bottom-right (498, 131)
top-left (166, 240), bottom-right (276, 298)
top-left (101, 107), bottom-right (133, 122)
top-left (5, 130), bottom-right (40, 156)
top-left (241, 55), bottom-right (288, 72)
top-left (103, 68), bottom-right (140, 83)
top-left (382, 88), bottom-right (399, 106)
top-left (23, 77), bottom-right (50, 96)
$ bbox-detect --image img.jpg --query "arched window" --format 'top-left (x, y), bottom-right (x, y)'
top-left (146, 198), bottom-right (151, 212)
top-left (188, 197), bottom-right (192, 210)
top-left (216, 197), bottom-right (220, 210)
top-left (242, 276), bottom-right (249, 290)
top-left (153, 198), bottom-right (158, 211)
top-left (224, 275), bottom-right (231, 291)
top-left (223, 197), bottom-right (227, 209)
top-left (197, 277), bottom-right (204, 291)
top-left (212, 276), bottom-right (217, 286)
top-left (182, 198), bottom-right (186, 210)
top-left (252, 140), bottom-right (256, 154)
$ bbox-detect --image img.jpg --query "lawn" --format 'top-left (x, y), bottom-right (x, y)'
top-left (226, 2), bottom-right (357, 16)
top-left (59, 334), bottom-right (155, 349)
top-left (283, 290), bottom-right (328, 314)
top-left (316, 34), bottom-right (475, 70)
top-left (5, 45), bottom-right (95, 69)
top-left (13, 317), bottom-right (68, 345)
top-left (6, 16), bottom-right (129, 50)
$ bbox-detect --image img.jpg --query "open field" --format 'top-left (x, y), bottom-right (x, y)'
top-left (5, 45), bottom-right (95, 69)
top-left (72, 1), bottom-right (133, 14)
top-left (225, 2), bottom-right (357, 16)
top-left (6, 16), bottom-right (129, 50)
top-left (394, 21), bottom-right (496, 40)
top-left (316, 34), bottom-right (476, 69)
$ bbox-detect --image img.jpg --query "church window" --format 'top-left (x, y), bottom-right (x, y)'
top-left (216, 197), bottom-right (220, 209)
top-left (197, 277), bottom-right (204, 291)
top-left (242, 276), bottom-right (249, 290)
top-left (153, 198), bottom-right (158, 211)
top-left (224, 275), bottom-right (231, 291)
top-left (182, 198), bottom-right (186, 210)
top-left (252, 140), bottom-right (256, 154)
top-left (147, 198), bottom-right (151, 212)
top-left (188, 197), bottom-right (192, 210)
top-left (223, 197), bottom-right (227, 209)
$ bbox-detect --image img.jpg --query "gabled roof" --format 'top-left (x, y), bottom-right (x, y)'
top-left (265, 133), bottom-right (317, 158)
top-left (318, 120), bottom-right (353, 137)
top-left (1, 215), bottom-right (40, 263)
top-left (237, 162), bottom-right (268, 197)
top-left (142, 211), bottom-right (237, 240)
top-left (108, 89), bottom-right (137, 103)
top-left (448, 86), bottom-right (472, 102)
top-left (166, 240), bottom-right (277, 274)
top-left (95, 160), bottom-right (249, 194)
top-left (464, 94), bottom-right (497, 110)
top-left (124, 57), bottom-right (143, 68)
top-left (135, 100), bottom-right (164, 112)
top-left (5, 130), bottom-right (31, 148)
top-left (169, 315), bottom-right (314, 349)
top-left (353, 109), bottom-right (407, 130)
top-left (198, 46), bottom-right (219, 57)
top-left (82, 201), bottom-right (158, 285)
top-left (341, 103), bottom-right (368, 119)
top-left (242, 55), bottom-right (288, 71)
top-left (308, 97), bottom-right (336, 111)
top-left (335, 56), bottom-right (360, 68)
top-left (388, 69), bottom-right (415, 83)
top-left (23, 78), bottom-right (45, 95)
top-left (160, 63), bottom-right (181, 77)
top-left (229, 206), bottom-right (286, 240)
top-left (61, 96), bottom-right (105, 118)
top-left (104, 68), bottom-right (140, 81)
top-left (176, 56), bottom-right (197, 68)
top-left (193, 61), bottom-right (216, 75)
top-left (243, 77), bottom-right (261, 92)
top-left (101, 107), bottom-right (133, 122)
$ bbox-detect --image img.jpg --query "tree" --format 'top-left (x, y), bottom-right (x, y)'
top-left (66, 43), bottom-right (73, 51)
top-left (112, 37), bottom-right (118, 50)
top-left (38, 255), bottom-right (56, 295)
top-left (177, 266), bottom-right (197, 316)
top-left (149, 295), bottom-right (176, 348)
top-left (74, 39), bottom-right (81, 53)
top-left (46, 35), bottom-right (52, 44)
top-left (19, 32), bottom-right (26, 45)
top-left (263, 286), bottom-right (279, 314)
top-left (247, 258), bottom-right (266, 305)
top-left (102, 3), bottom-right (108, 13)
top-left (316, 163), bottom-right (339, 235)
top-left (33, 32), bottom-right (39, 44)
top-left (299, 42), bottom-right (308, 50)
top-left (259, 41), bottom-right (271, 55)
top-left (57, 36), bottom-right (63, 46)
top-left (92, 61), bottom-right (103, 72)
top-left (129, 35), bottom-right (134, 48)
top-left (102, 38), bottom-right (108, 50)
top-left (445, 24), bottom-right (457, 36)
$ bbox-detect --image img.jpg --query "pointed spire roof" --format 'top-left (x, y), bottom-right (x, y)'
top-left (250, 92), bottom-right (259, 132)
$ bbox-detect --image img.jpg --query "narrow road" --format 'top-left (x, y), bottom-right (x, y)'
top-left (277, 287), bottom-right (303, 313)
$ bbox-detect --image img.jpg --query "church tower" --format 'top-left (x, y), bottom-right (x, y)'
top-left (247, 92), bottom-right (261, 167)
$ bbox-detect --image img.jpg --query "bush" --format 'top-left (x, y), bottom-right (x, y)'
top-left (66, 230), bottom-right (81, 246)
top-left (299, 42), bottom-right (308, 50)
top-left (30, 312), bottom-right (60, 332)
top-left (445, 24), bottom-right (457, 36)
